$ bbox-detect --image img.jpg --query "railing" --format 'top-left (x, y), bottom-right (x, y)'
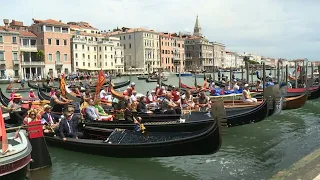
top-left (20, 45), bottom-right (37, 49)
top-left (185, 57), bottom-right (193, 60)
top-left (55, 61), bottom-right (63, 65)
top-left (72, 38), bottom-right (86, 43)
top-left (13, 60), bottom-right (20, 65)
top-left (0, 60), bottom-right (6, 65)
top-left (21, 61), bottom-right (45, 66)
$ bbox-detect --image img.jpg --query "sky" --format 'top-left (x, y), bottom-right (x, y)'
top-left (1, 0), bottom-right (319, 60)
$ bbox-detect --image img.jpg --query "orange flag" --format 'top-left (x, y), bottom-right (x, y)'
top-left (95, 70), bottom-right (106, 97)
top-left (60, 74), bottom-right (66, 97)
top-left (0, 108), bottom-right (8, 154)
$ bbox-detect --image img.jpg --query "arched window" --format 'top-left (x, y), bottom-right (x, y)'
top-left (56, 51), bottom-right (60, 62)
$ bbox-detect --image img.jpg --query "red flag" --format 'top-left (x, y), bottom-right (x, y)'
top-left (60, 74), bottom-right (66, 97)
top-left (95, 70), bottom-right (106, 97)
top-left (0, 108), bottom-right (8, 153)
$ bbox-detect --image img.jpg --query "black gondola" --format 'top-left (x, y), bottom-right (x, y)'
top-left (28, 81), bottom-right (47, 91)
top-left (0, 88), bottom-right (9, 106)
top-left (38, 89), bottom-right (51, 101)
top-left (44, 100), bottom-right (225, 158)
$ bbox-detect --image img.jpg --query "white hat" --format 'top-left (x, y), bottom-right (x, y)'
top-left (211, 82), bottom-right (215, 85)
top-left (131, 82), bottom-right (135, 86)
top-left (127, 86), bottom-right (131, 89)
top-left (172, 85), bottom-right (176, 88)
top-left (161, 86), bottom-right (165, 89)
top-left (244, 84), bottom-right (249, 87)
top-left (181, 94), bottom-right (186, 99)
top-left (151, 90), bottom-right (156, 93)
top-left (156, 84), bottom-right (160, 87)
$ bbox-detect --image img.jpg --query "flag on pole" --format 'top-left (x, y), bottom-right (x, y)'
top-left (95, 70), bottom-right (106, 97)
top-left (0, 108), bottom-right (8, 154)
top-left (60, 74), bottom-right (66, 97)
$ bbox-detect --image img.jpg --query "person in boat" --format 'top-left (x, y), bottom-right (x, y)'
top-left (209, 82), bottom-right (216, 95)
top-left (130, 82), bottom-right (135, 90)
top-left (196, 91), bottom-right (211, 111)
top-left (123, 87), bottom-right (133, 96)
top-left (9, 89), bottom-right (16, 101)
top-left (82, 89), bottom-right (93, 102)
top-left (100, 86), bottom-right (109, 99)
top-left (233, 81), bottom-right (240, 92)
top-left (287, 80), bottom-right (293, 89)
top-left (137, 96), bottom-right (151, 113)
top-left (185, 90), bottom-right (195, 109)
top-left (28, 89), bottom-right (37, 99)
top-left (50, 90), bottom-right (72, 110)
top-left (157, 86), bottom-right (167, 100)
top-left (171, 86), bottom-right (181, 104)
top-left (180, 95), bottom-right (190, 110)
top-left (130, 90), bottom-right (137, 104)
top-left (24, 109), bottom-right (40, 124)
top-left (41, 105), bottom-right (59, 133)
top-left (73, 88), bottom-right (81, 97)
top-left (154, 84), bottom-right (160, 93)
top-left (242, 84), bottom-right (257, 103)
top-left (146, 90), bottom-right (158, 108)
top-left (161, 93), bottom-right (178, 114)
top-left (94, 99), bottom-right (109, 116)
top-left (255, 80), bottom-right (263, 90)
top-left (58, 109), bottom-right (83, 141)
top-left (7, 94), bottom-right (28, 124)
top-left (265, 78), bottom-right (275, 87)
top-left (20, 78), bottom-right (25, 88)
top-left (50, 88), bottom-right (56, 96)
top-left (124, 101), bottom-right (142, 122)
top-left (86, 99), bottom-right (113, 121)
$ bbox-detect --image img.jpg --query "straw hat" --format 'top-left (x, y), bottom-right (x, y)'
top-left (44, 104), bottom-right (52, 110)
top-left (13, 94), bottom-right (22, 99)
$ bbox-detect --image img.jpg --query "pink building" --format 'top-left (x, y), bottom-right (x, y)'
top-left (0, 19), bottom-right (20, 79)
top-left (159, 33), bottom-right (185, 72)
top-left (30, 19), bottom-right (71, 77)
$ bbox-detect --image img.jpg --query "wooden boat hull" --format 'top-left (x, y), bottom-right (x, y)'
top-left (44, 119), bottom-right (222, 158)
top-left (283, 92), bottom-right (308, 110)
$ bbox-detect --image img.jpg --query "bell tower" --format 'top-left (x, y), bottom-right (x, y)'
top-left (193, 15), bottom-right (202, 37)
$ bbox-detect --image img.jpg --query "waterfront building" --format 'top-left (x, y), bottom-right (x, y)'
top-left (29, 19), bottom-right (71, 77)
top-left (0, 19), bottom-right (20, 79)
top-left (106, 27), bottom-right (160, 74)
top-left (224, 51), bottom-right (237, 68)
top-left (159, 32), bottom-right (185, 72)
top-left (184, 16), bottom-right (226, 71)
top-left (69, 22), bottom-right (124, 72)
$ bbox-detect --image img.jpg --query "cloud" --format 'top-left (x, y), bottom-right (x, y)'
top-left (0, 0), bottom-right (319, 60)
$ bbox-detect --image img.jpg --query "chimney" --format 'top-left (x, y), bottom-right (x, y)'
top-left (3, 19), bottom-right (9, 29)
top-left (59, 20), bottom-right (62, 22)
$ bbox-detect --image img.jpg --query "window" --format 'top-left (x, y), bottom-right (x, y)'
top-left (88, 63), bottom-right (90, 67)
top-left (129, 35), bottom-right (131, 39)
top-left (76, 62), bottom-right (78, 66)
top-left (56, 51), bottom-right (60, 61)
top-left (119, 36), bottom-right (121, 40)
top-left (82, 54), bottom-right (85, 58)
top-left (87, 47), bottom-right (89, 51)
top-left (13, 52), bottom-right (18, 60)
top-left (124, 44), bottom-right (126, 49)
top-left (105, 54), bottom-right (107, 58)
top-left (54, 27), bottom-right (60, 32)
top-left (0, 52), bottom-right (4, 60)
top-left (95, 63), bottom-right (96, 66)
top-left (64, 54), bottom-right (67, 61)
top-left (14, 70), bottom-right (19, 77)
top-left (75, 44), bottom-right (77, 49)
top-left (115, 59), bottom-right (117, 64)
top-left (12, 36), bottom-right (17, 44)
top-left (123, 36), bottom-right (125, 40)
top-left (100, 62), bottom-right (102, 66)
top-left (111, 47), bottom-right (113, 51)
top-left (111, 55), bottom-right (113, 59)
top-left (75, 53), bottom-right (78, 58)
top-left (94, 55), bottom-right (96, 59)
top-left (62, 27), bottom-right (68, 33)
top-left (94, 47), bottom-right (96, 51)
top-left (99, 47), bottom-right (101, 51)
top-left (48, 54), bottom-right (52, 61)
top-left (105, 46), bottom-right (107, 51)
top-left (40, 39), bottom-right (43, 45)
top-left (105, 62), bottom-right (107, 66)
top-left (48, 39), bottom-right (52, 45)
top-left (83, 62), bottom-right (85, 66)
top-left (100, 55), bottom-right (102, 59)
top-left (129, 44), bottom-right (131, 48)
top-left (0, 36), bottom-right (3, 42)
top-left (82, 45), bottom-right (84, 49)
top-left (64, 39), bottom-right (67, 46)
top-left (88, 55), bottom-right (90, 59)
top-left (111, 62), bottom-right (113, 66)
top-left (46, 26), bottom-right (53, 31)
top-left (56, 39), bottom-right (60, 45)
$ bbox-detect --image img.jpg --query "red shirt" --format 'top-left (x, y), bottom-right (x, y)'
top-left (172, 91), bottom-right (180, 102)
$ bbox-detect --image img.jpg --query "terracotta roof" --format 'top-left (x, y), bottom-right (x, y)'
top-left (0, 26), bottom-right (19, 33)
top-left (33, 19), bottom-right (69, 26)
top-left (10, 20), bottom-right (24, 26)
top-left (19, 30), bottom-right (37, 37)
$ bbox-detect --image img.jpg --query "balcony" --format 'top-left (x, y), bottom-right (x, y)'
top-left (115, 54), bottom-right (123, 58)
top-left (185, 57), bottom-right (193, 60)
top-left (72, 38), bottom-right (86, 43)
top-left (21, 61), bottom-right (45, 66)
top-left (0, 60), bottom-right (5, 65)
top-left (20, 45), bottom-right (37, 52)
top-left (13, 60), bottom-right (20, 65)
top-left (55, 61), bottom-right (63, 66)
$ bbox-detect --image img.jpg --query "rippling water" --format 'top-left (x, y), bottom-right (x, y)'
top-left (1, 75), bottom-right (319, 180)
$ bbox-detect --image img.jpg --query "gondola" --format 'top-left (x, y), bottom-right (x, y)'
top-left (146, 77), bottom-right (168, 83)
top-left (38, 89), bottom-right (51, 101)
top-left (137, 75), bottom-right (148, 80)
top-left (161, 83), bottom-right (200, 96)
top-left (0, 131), bottom-right (32, 180)
top-left (44, 100), bottom-right (225, 158)
top-left (0, 88), bottom-right (10, 106)
top-left (5, 87), bottom-right (30, 93)
top-left (283, 92), bottom-right (308, 110)
top-left (28, 81), bottom-right (46, 91)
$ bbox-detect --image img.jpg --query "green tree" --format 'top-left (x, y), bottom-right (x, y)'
top-left (36, 50), bottom-right (45, 61)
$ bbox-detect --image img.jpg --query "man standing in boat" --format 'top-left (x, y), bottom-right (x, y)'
top-left (242, 84), bottom-right (257, 103)
top-left (50, 90), bottom-right (73, 119)
top-left (7, 94), bottom-right (28, 124)
top-left (58, 108), bottom-right (83, 141)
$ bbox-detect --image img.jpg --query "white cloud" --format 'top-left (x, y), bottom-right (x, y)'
top-left (1, 0), bottom-right (319, 60)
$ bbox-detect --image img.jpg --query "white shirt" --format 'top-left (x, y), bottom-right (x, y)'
top-left (100, 89), bottom-right (107, 99)
top-left (148, 94), bottom-right (153, 102)
top-left (130, 94), bottom-right (137, 103)
top-left (105, 94), bottom-right (113, 101)
top-left (233, 84), bottom-right (239, 91)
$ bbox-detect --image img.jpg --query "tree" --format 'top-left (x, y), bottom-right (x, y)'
top-left (36, 50), bottom-right (45, 61)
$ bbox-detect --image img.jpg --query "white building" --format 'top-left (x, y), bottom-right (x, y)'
top-left (107, 27), bottom-right (161, 73)
top-left (70, 23), bottom-right (124, 73)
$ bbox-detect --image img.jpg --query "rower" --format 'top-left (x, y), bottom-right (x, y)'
top-left (100, 86), bottom-right (109, 99)
top-left (196, 91), bottom-right (211, 111)
top-left (58, 108), bottom-right (83, 141)
top-left (130, 82), bottom-right (135, 90)
top-left (242, 84), bottom-right (257, 103)
top-left (50, 90), bottom-right (72, 117)
top-left (50, 88), bottom-right (56, 96)
top-left (7, 94), bottom-right (27, 124)
top-left (28, 89), bottom-right (37, 99)
top-left (161, 93), bottom-right (177, 114)
top-left (9, 89), bottom-right (16, 101)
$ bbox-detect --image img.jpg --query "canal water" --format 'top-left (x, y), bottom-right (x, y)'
top-left (2, 75), bottom-right (320, 180)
